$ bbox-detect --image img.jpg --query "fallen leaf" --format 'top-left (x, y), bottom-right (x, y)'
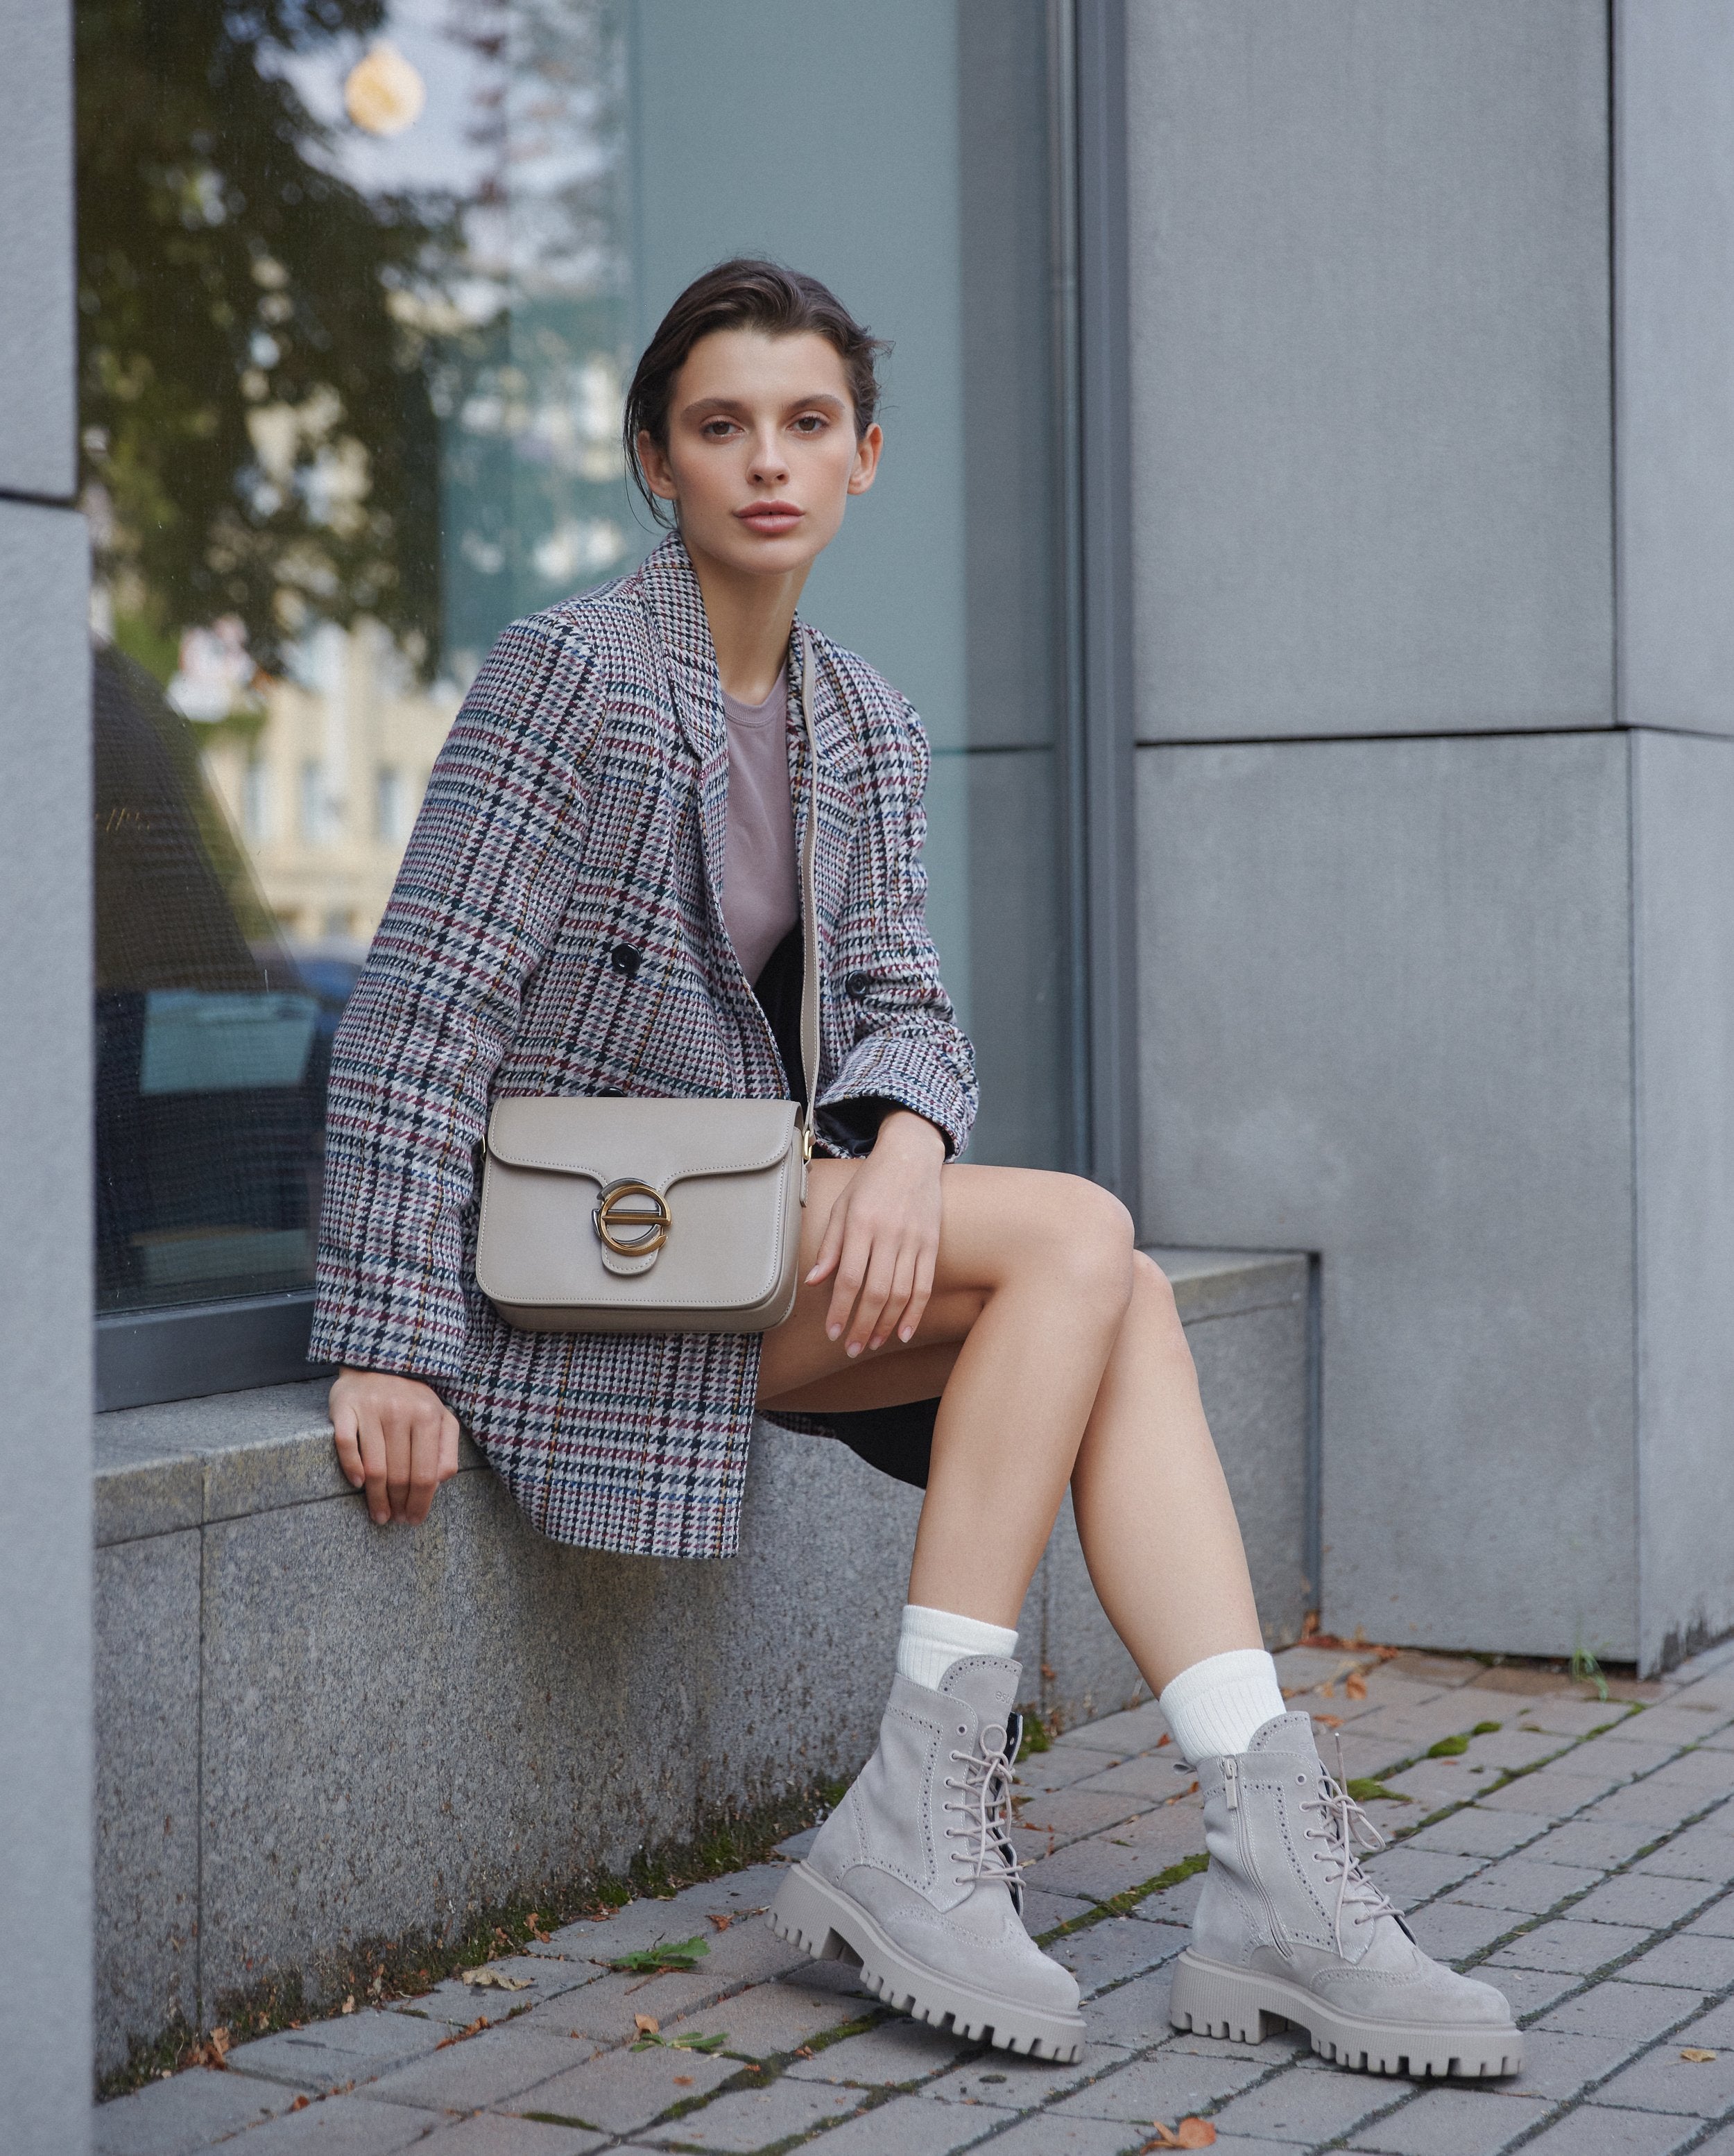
top-left (1156, 1732), bottom-right (1171, 1748)
top-left (1313, 1713), bottom-right (1344, 1729)
top-left (460, 1967), bottom-right (533, 1990)
top-left (1142, 2121), bottom-right (1216, 2150)
top-left (289, 2096), bottom-right (310, 2113)
top-left (340, 1996), bottom-right (355, 2015)
top-left (1682, 2048), bottom-right (1719, 2062)
top-left (673, 2073), bottom-right (693, 2085)
top-left (1344, 1671), bottom-right (1368, 1700)
top-left (794, 2045), bottom-right (816, 2059)
top-left (635, 2014), bottom-right (660, 2035)
top-left (1318, 1680), bottom-right (1334, 1698)
top-left (434, 2016), bottom-right (489, 2051)
top-left (707, 1913), bottom-right (735, 1932)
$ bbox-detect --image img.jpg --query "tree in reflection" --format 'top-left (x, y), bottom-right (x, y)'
top-left (76, 0), bottom-right (452, 678)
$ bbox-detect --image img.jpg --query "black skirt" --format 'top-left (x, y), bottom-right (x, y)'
top-left (753, 926), bottom-right (940, 1492)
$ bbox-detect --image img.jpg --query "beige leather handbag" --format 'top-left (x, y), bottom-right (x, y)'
top-left (474, 639), bottom-right (821, 1336)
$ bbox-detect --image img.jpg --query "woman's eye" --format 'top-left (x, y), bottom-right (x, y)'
top-left (792, 413), bottom-right (827, 434)
top-left (701, 420), bottom-right (737, 440)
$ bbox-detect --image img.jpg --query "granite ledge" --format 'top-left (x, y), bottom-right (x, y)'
top-left (1145, 1245), bottom-right (1310, 1322)
top-left (94, 1248), bottom-right (1309, 1547)
top-left (94, 1379), bottom-right (488, 1548)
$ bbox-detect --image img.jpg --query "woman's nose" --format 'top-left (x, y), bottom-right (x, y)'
top-left (748, 431), bottom-right (789, 484)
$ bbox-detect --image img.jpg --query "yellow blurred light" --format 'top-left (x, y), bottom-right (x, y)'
top-left (344, 42), bottom-right (426, 137)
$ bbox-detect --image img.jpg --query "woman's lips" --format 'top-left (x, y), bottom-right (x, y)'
top-left (735, 502), bottom-right (804, 535)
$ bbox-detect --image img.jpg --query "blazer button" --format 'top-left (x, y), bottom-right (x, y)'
top-left (611, 943), bottom-right (642, 978)
top-left (845, 971), bottom-right (870, 999)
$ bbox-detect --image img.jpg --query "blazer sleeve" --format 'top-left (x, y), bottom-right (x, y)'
top-left (309, 616), bottom-right (598, 1381)
top-left (818, 700), bottom-right (979, 1158)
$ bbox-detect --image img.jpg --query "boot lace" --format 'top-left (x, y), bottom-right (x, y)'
top-left (1300, 1737), bottom-right (1402, 1955)
top-left (942, 1718), bottom-right (1024, 1915)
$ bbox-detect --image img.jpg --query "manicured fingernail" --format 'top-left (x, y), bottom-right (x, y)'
top-left (900, 1327), bottom-right (913, 1343)
top-left (827, 1323), bottom-right (841, 1340)
top-left (846, 1341), bottom-right (861, 1358)
top-left (805, 1266), bottom-right (820, 1283)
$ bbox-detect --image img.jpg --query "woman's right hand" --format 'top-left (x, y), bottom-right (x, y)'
top-left (329, 1368), bottom-right (461, 1526)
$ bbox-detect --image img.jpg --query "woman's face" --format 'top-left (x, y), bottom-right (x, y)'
top-left (637, 327), bottom-right (881, 578)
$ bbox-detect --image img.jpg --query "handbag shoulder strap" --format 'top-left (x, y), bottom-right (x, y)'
top-left (795, 632), bottom-right (821, 1162)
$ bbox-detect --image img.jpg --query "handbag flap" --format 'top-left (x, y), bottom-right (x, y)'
top-left (486, 1094), bottom-right (798, 1193)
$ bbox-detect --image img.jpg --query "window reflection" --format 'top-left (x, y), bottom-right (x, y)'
top-left (80, 0), bottom-right (633, 1314)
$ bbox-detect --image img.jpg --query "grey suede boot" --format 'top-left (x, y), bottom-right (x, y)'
top-left (1169, 1712), bottom-right (1522, 2078)
top-left (768, 1655), bottom-right (1085, 2062)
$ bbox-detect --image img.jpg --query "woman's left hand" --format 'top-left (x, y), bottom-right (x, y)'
top-left (805, 1109), bottom-right (947, 1354)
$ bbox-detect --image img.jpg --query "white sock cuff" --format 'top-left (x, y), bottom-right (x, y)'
top-left (896, 1603), bottom-right (1020, 1692)
top-left (1158, 1648), bottom-right (1287, 1763)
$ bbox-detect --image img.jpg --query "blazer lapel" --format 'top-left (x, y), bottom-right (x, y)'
top-left (635, 533), bottom-right (732, 947)
top-left (791, 621), bottom-right (863, 959)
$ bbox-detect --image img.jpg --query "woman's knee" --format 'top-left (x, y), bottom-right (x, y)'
top-left (1131, 1248), bottom-right (1192, 1356)
top-left (1012, 1173), bottom-right (1135, 1309)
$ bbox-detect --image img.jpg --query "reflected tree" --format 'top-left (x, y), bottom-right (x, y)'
top-left (76, 0), bottom-right (452, 678)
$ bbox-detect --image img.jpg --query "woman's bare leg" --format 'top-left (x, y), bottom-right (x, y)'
top-left (1069, 1252), bottom-right (1262, 1689)
top-left (759, 1164), bottom-right (1263, 1682)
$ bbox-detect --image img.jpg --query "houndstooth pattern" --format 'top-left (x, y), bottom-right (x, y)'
top-left (309, 532), bottom-right (977, 1558)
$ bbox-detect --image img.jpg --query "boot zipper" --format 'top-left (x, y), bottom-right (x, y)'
top-left (1228, 1758), bottom-right (1294, 1962)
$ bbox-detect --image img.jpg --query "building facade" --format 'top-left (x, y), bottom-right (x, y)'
top-left (6, 0), bottom-right (1734, 2137)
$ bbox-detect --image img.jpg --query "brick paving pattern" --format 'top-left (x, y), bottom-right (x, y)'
top-left (95, 1639), bottom-right (1734, 2155)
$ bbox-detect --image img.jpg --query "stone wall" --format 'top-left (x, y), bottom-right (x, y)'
top-left (1126, 0), bottom-right (1734, 1670)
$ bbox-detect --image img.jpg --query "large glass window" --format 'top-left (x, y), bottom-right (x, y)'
top-left (80, 0), bottom-right (1076, 1402)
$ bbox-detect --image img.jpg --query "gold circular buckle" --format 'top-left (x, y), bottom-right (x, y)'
top-left (593, 1179), bottom-right (672, 1256)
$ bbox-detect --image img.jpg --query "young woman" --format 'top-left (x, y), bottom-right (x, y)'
top-left (313, 261), bottom-right (1520, 2078)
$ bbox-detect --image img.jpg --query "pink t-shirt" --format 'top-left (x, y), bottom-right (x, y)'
top-left (720, 669), bottom-right (800, 984)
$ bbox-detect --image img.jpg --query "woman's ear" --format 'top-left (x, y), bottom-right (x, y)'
top-left (847, 422), bottom-right (883, 497)
top-left (637, 429), bottom-right (679, 503)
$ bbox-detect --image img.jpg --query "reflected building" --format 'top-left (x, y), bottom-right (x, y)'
top-left (194, 620), bottom-right (463, 951)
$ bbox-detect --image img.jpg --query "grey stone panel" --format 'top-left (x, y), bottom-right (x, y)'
top-left (0, 495), bottom-right (93, 2150)
top-left (0, 0), bottom-right (76, 499)
top-left (94, 1533), bottom-right (201, 2078)
top-left (1616, 1), bottom-right (1734, 736)
top-left (1138, 733), bottom-right (1638, 1657)
top-left (1125, 0), bottom-right (1613, 740)
top-left (1187, 1299), bottom-right (1310, 1647)
top-left (1632, 732), bottom-right (1734, 1666)
top-left (196, 1469), bottom-right (713, 2012)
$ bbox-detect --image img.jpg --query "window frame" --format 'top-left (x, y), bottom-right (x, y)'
top-left (89, 0), bottom-right (1135, 1411)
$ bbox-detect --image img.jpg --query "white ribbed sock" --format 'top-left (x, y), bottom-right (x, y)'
top-left (1158, 1648), bottom-right (1288, 1762)
top-left (895, 1603), bottom-right (1019, 1691)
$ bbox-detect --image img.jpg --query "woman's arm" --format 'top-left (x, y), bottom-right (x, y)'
top-left (818, 699), bottom-right (978, 1161)
top-left (311, 616), bottom-right (599, 1506)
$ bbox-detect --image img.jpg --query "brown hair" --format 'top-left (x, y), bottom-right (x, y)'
top-left (623, 258), bottom-right (890, 523)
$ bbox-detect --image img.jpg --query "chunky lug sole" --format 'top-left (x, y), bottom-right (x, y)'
top-left (1169, 1949), bottom-right (1523, 2080)
top-left (769, 1862), bottom-right (1085, 2064)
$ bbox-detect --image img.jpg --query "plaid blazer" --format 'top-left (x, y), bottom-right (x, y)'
top-left (309, 532), bottom-right (977, 1558)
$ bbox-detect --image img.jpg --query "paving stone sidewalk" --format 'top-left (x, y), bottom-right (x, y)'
top-left (97, 1639), bottom-right (1734, 2156)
